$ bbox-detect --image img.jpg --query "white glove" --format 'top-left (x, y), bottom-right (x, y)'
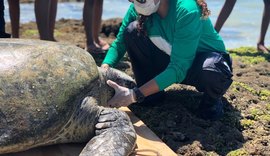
top-left (107, 80), bottom-right (136, 108)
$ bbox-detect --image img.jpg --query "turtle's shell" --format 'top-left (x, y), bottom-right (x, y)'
top-left (0, 39), bottom-right (99, 148)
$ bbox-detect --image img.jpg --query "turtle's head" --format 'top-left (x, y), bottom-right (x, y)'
top-left (98, 67), bottom-right (136, 106)
top-left (99, 67), bottom-right (136, 88)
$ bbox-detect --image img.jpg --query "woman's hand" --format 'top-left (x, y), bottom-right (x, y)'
top-left (101, 64), bottom-right (110, 70)
top-left (106, 80), bottom-right (136, 108)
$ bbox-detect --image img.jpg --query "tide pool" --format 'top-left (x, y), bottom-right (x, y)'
top-left (3, 0), bottom-right (269, 49)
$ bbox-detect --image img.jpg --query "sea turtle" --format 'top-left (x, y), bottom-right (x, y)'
top-left (0, 39), bottom-right (137, 156)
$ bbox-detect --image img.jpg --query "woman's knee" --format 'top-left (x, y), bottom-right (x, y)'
top-left (200, 69), bottom-right (233, 99)
top-left (198, 53), bottom-right (233, 98)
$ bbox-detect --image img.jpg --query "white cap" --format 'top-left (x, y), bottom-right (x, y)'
top-left (134, 0), bottom-right (161, 16)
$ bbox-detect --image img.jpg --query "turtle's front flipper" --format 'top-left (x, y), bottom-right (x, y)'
top-left (79, 108), bottom-right (136, 156)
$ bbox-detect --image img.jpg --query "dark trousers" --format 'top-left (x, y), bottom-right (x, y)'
top-left (0, 0), bottom-right (5, 33)
top-left (124, 21), bottom-right (233, 100)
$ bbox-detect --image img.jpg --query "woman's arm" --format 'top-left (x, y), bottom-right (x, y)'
top-left (102, 5), bottom-right (137, 67)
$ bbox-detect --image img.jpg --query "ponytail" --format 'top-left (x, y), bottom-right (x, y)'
top-left (137, 15), bottom-right (148, 36)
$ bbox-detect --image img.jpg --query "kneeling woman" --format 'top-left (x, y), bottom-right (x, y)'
top-left (102, 0), bottom-right (233, 120)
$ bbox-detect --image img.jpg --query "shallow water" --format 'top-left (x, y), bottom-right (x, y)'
top-left (3, 0), bottom-right (269, 49)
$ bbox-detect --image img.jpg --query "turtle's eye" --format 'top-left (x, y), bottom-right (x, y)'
top-left (135, 0), bottom-right (146, 3)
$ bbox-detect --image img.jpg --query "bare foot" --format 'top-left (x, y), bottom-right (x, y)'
top-left (95, 39), bottom-right (110, 51)
top-left (86, 44), bottom-right (105, 54)
top-left (257, 44), bottom-right (270, 53)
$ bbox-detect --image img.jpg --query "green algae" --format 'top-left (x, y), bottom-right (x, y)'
top-left (227, 149), bottom-right (249, 156)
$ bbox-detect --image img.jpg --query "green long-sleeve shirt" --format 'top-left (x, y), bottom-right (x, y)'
top-left (102, 0), bottom-right (226, 90)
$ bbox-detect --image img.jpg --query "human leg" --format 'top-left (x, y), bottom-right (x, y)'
top-left (182, 52), bottom-right (233, 120)
top-left (123, 21), bottom-right (169, 105)
top-left (0, 0), bottom-right (5, 33)
top-left (92, 0), bottom-right (109, 51)
top-left (84, 0), bottom-right (103, 53)
top-left (257, 0), bottom-right (270, 53)
top-left (124, 21), bottom-right (170, 87)
top-left (214, 0), bottom-right (237, 32)
top-left (35, 0), bottom-right (56, 41)
top-left (0, 0), bottom-right (10, 38)
top-left (48, 0), bottom-right (57, 41)
top-left (7, 0), bottom-right (20, 38)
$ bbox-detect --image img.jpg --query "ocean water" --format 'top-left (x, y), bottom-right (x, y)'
top-left (3, 0), bottom-right (269, 49)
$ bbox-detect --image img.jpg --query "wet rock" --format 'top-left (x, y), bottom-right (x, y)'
top-left (239, 63), bottom-right (247, 68)
top-left (101, 18), bottom-right (122, 37)
top-left (170, 131), bottom-right (186, 142)
top-left (261, 140), bottom-right (268, 146)
top-left (177, 141), bottom-right (205, 156)
top-left (166, 120), bottom-right (177, 128)
top-left (236, 72), bottom-right (243, 77)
